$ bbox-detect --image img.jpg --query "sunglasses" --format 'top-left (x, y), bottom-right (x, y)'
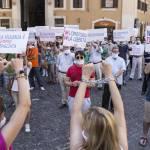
top-left (76, 55), bottom-right (84, 60)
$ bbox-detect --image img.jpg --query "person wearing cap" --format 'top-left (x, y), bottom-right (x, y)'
top-left (56, 46), bottom-right (74, 109)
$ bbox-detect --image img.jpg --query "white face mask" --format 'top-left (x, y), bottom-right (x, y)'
top-left (64, 50), bottom-right (70, 54)
top-left (112, 53), bottom-right (119, 59)
top-left (0, 117), bottom-right (6, 128)
top-left (75, 60), bottom-right (84, 65)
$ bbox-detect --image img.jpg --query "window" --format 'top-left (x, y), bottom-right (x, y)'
top-left (137, 0), bottom-right (147, 12)
top-left (0, 0), bottom-right (12, 9)
top-left (55, 0), bottom-right (64, 8)
top-left (73, 0), bottom-right (82, 8)
top-left (54, 18), bottom-right (64, 27)
top-left (101, 0), bottom-right (118, 8)
top-left (0, 19), bottom-right (10, 28)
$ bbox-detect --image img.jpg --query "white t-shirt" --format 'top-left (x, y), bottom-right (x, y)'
top-left (106, 56), bottom-right (126, 85)
top-left (11, 67), bottom-right (30, 92)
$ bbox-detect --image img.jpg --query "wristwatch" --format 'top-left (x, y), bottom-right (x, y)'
top-left (16, 70), bottom-right (25, 79)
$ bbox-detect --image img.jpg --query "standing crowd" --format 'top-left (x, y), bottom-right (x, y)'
top-left (0, 34), bottom-right (150, 150)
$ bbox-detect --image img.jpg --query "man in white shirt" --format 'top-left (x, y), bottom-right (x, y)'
top-left (102, 46), bottom-right (126, 111)
top-left (129, 38), bottom-right (144, 80)
top-left (89, 42), bottom-right (102, 88)
top-left (56, 46), bottom-right (74, 109)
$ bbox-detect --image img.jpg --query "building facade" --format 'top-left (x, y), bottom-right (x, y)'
top-left (0, 0), bottom-right (150, 36)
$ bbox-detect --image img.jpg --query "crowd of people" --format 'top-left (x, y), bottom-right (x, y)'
top-left (0, 34), bottom-right (150, 150)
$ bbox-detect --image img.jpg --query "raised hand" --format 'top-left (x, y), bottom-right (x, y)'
top-left (100, 61), bottom-right (113, 78)
top-left (82, 63), bottom-right (94, 80)
top-left (11, 58), bottom-right (24, 73)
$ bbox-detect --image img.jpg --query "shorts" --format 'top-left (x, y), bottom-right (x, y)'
top-left (144, 101), bottom-right (150, 123)
top-left (67, 96), bottom-right (91, 113)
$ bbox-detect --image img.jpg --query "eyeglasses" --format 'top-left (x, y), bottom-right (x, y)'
top-left (76, 55), bottom-right (84, 60)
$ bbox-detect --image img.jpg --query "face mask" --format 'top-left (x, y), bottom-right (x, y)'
top-left (64, 50), bottom-right (70, 54)
top-left (59, 45), bottom-right (63, 50)
top-left (137, 41), bottom-right (141, 45)
top-left (75, 60), bottom-right (84, 65)
top-left (0, 117), bottom-right (6, 128)
top-left (82, 130), bottom-right (88, 142)
top-left (112, 53), bottom-right (119, 59)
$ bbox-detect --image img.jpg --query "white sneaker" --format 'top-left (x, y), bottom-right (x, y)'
top-left (30, 87), bottom-right (34, 91)
top-left (40, 87), bottom-right (45, 91)
top-left (25, 124), bottom-right (31, 133)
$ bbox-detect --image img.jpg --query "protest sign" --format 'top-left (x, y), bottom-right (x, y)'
top-left (0, 31), bottom-right (29, 53)
top-left (51, 27), bottom-right (64, 36)
top-left (0, 27), bottom-right (6, 31)
top-left (7, 28), bottom-right (22, 31)
top-left (113, 29), bottom-right (130, 42)
top-left (145, 44), bottom-right (150, 52)
top-left (63, 28), bottom-right (88, 48)
top-left (64, 25), bottom-right (79, 29)
top-left (39, 30), bottom-right (55, 42)
top-left (28, 32), bottom-right (36, 42)
top-left (35, 26), bottom-right (50, 36)
top-left (145, 26), bottom-right (150, 44)
top-left (87, 28), bottom-right (107, 42)
top-left (128, 28), bottom-right (139, 37)
top-left (27, 27), bottom-right (36, 33)
top-left (131, 44), bottom-right (144, 56)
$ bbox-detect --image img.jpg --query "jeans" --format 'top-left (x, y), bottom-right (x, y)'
top-left (102, 83), bottom-right (121, 110)
top-left (29, 67), bottom-right (43, 87)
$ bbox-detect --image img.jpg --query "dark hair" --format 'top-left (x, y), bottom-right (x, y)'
top-left (75, 51), bottom-right (85, 58)
top-left (0, 97), bottom-right (5, 115)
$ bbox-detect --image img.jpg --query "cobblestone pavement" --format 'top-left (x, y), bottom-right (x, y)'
top-left (1, 77), bottom-right (150, 150)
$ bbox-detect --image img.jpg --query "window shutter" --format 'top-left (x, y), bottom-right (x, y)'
top-left (113, 0), bottom-right (118, 8)
top-left (101, 0), bottom-right (105, 8)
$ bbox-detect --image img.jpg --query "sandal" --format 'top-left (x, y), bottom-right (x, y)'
top-left (139, 137), bottom-right (148, 147)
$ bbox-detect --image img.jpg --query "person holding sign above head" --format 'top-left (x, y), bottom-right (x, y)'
top-left (26, 42), bottom-right (45, 91)
top-left (0, 58), bottom-right (31, 150)
top-left (129, 37), bottom-right (144, 80)
top-left (56, 46), bottom-right (74, 109)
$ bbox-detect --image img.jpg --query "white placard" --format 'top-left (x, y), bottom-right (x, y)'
top-left (87, 28), bottom-right (107, 42)
top-left (64, 25), bottom-right (79, 29)
top-left (132, 44), bottom-right (144, 56)
top-left (27, 27), bottom-right (36, 33)
top-left (0, 27), bottom-right (6, 31)
top-left (35, 26), bottom-right (50, 36)
top-left (128, 28), bottom-right (139, 37)
top-left (145, 44), bottom-right (150, 52)
top-left (0, 31), bottom-right (29, 54)
top-left (51, 27), bottom-right (64, 36)
top-left (28, 32), bottom-right (36, 42)
top-left (39, 30), bottom-right (55, 42)
top-left (63, 28), bottom-right (88, 48)
top-left (7, 28), bottom-right (22, 31)
top-left (145, 26), bottom-right (150, 44)
top-left (113, 29), bottom-right (130, 42)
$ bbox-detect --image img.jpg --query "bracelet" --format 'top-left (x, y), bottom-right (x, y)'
top-left (16, 74), bottom-right (26, 79)
top-left (81, 76), bottom-right (116, 85)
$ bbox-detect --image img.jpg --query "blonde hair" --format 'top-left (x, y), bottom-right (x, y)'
top-left (81, 106), bottom-right (120, 150)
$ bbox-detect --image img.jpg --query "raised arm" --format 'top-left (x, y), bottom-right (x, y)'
top-left (1, 58), bottom-right (31, 149)
top-left (101, 62), bottom-right (128, 150)
top-left (70, 64), bottom-right (94, 150)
